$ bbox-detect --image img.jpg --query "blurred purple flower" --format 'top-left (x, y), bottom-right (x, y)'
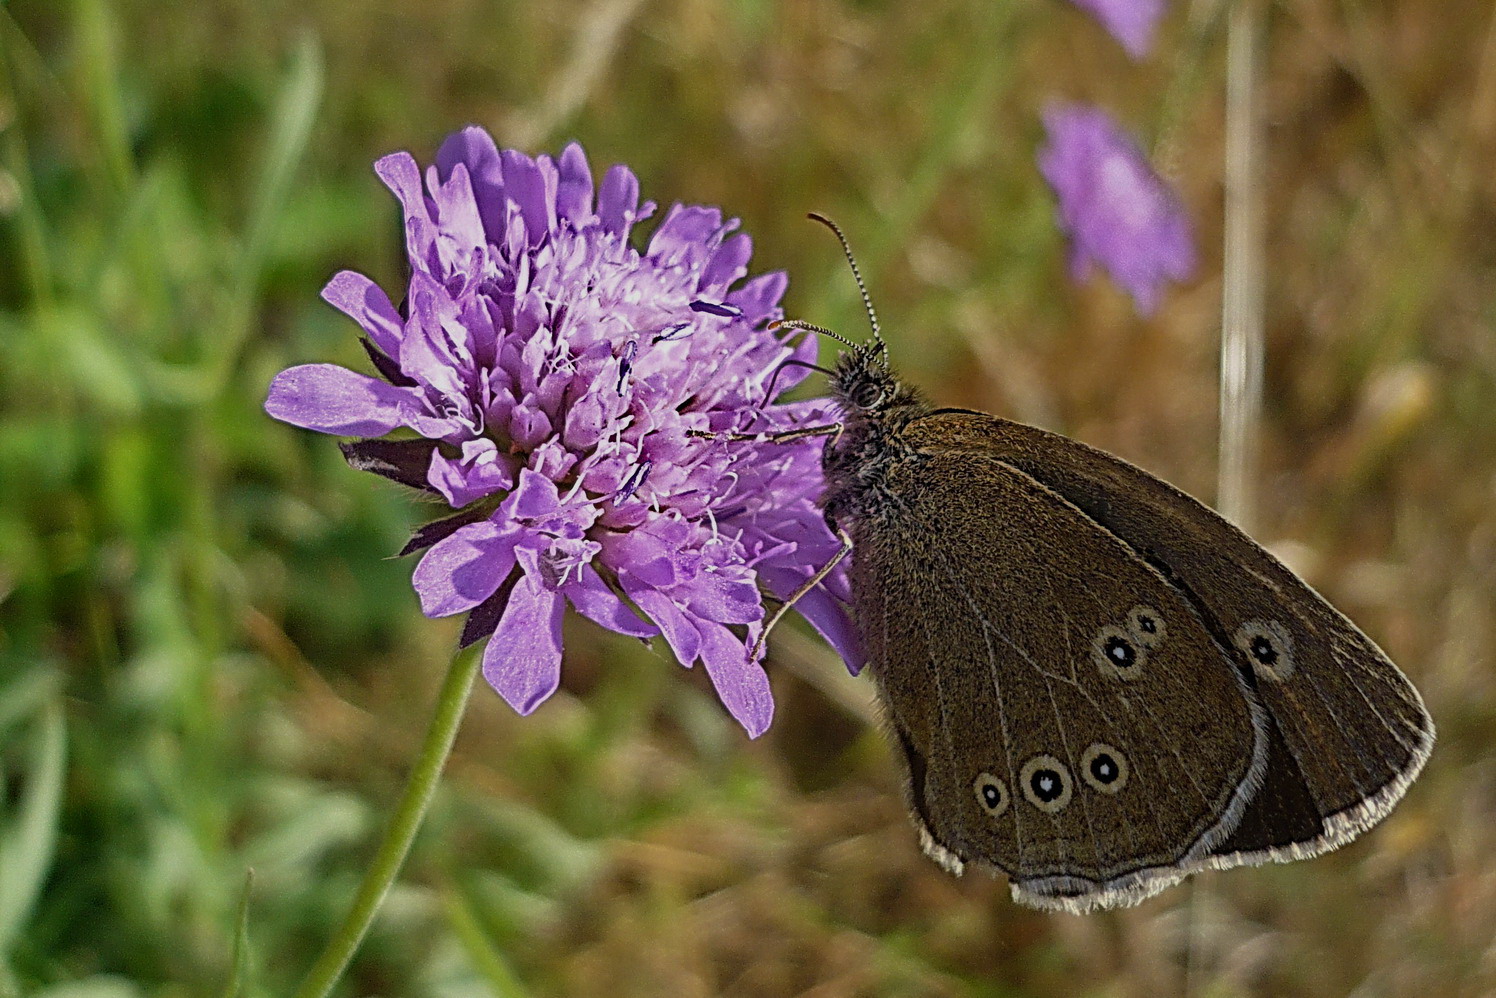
top-left (265, 129), bottom-right (861, 737)
top-left (1068, 0), bottom-right (1167, 59)
top-left (1038, 104), bottom-right (1196, 316)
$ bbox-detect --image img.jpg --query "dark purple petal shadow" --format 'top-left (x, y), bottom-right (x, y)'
top-left (340, 438), bottom-right (442, 492)
top-left (399, 503), bottom-right (499, 557)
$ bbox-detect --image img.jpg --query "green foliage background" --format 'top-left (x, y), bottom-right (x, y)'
top-left (2, 0), bottom-right (1493, 995)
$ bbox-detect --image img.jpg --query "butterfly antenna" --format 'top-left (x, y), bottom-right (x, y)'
top-left (807, 212), bottom-right (886, 360)
top-left (769, 318), bottom-right (858, 350)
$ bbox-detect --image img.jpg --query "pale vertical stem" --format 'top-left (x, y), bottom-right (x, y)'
top-left (1188, 4), bottom-right (1265, 996)
top-left (1217, 0), bottom-right (1265, 532)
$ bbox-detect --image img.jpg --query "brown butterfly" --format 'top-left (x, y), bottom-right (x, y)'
top-left (751, 215), bottom-right (1433, 913)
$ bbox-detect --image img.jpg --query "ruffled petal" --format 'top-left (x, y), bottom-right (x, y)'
top-left (500, 149), bottom-right (553, 248)
top-left (505, 468), bottom-right (562, 520)
top-left (427, 437), bottom-right (514, 508)
top-left (700, 232), bottom-right (753, 294)
top-left (647, 204), bottom-right (725, 270)
top-left (428, 161), bottom-right (487, 260)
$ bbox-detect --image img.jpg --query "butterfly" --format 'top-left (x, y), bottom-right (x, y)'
top-left (752, 215), bottom-right (1433, 913)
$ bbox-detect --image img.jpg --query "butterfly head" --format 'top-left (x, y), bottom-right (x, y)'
top-left (830, 341), bottom-right (899, 415)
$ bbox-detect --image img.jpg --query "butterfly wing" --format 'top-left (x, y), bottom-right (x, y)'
top-left (870, 409), bottom-right (1433, 910)
top-left (853, 437), bottom-right (1269, 911)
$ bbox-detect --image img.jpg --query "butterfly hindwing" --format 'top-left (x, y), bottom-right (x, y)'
top-left (902, 411), bottom-right (1433, 879)
top-left (854, 440), bottom-right (1268, 912)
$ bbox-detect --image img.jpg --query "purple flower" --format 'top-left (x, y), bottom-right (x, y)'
top-left (1038, 104), bottom-right (1197, 316)
top-left (1067, 0), bottom-right (1167, 59)
top-left (265, 129), bottom-right (861, 737)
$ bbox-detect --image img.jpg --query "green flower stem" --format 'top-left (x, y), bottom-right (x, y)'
top-left (292, 644), bottom-right (482, 998)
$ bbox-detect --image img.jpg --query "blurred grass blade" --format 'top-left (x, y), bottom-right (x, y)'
top-left (31, 978), bottom-right (145, 998)
top-left (825, 2), bottom-right (1027, 331)
top-left (241, 32), bottom-right (324, 288)
top-left (0, 670), bottom-right (60, 738)
top-left (0, 701), bottom-right (66, 955)
top-left (442, 882), bottom-right (531, 998)
top-left (72, 0), bottom-right (135, 200)
top-left (220, 869), bottom-right (255, 998)
top-left (210, 31), bottom-right (324, 390)
top-left (1, 129), bottom-right (52, 308)
top-left (0, 13), bottom-right (57, 307)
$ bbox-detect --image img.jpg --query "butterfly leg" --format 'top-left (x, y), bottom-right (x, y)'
top-left (749, 524), bottom-right (854, 661)
top-left (687, 423), bottom-right (843, 445)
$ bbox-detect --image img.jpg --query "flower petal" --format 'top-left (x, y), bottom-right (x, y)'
top-left (647, 204), bottom-right (724, 269)
top-left (623, 577), bottom-right (701, 666)
top-left (683, 568), bottom-right (764, 625)
top-left (322, 271), bottom-right (404, 357)
top-left (435, 126), bottom-right (508, 246)
top-left (264, 364), bottom-right (421, 436)
top-left (597, 163), bottom-right (640, 236)
top-left (700, 232), bottom-right (753, 294)
top-left (726, 270), bottom-right (787, 326)
top-left (500, 149), bottom-right (554, 247)
top-left (601, 530), bottom-right (676, 587)
top-left (375, 151), bottom-right (437, 269)
top-left (483, 573), bottom-right (565, 715)
top-left (790, 585), bottom-right (864, 676)
top-left (413, 520), bottom-right (519, 617)
top-left (428, 161), bottom-right (488, 261)
top-left (1039, 104), bottom-right (1196, 316)
top-left (565, 564), bottom-right (658, 638)
top-left (698, 622), bottom-right (774, 738)
top-left (1068, 0), bottom-right (1166, 59)
top-left (555, 142), bottom-right (595, 224)
top-left (505, 468), bottom-right (562, 520)
top-left (427, 437), bottom-right (514, 508)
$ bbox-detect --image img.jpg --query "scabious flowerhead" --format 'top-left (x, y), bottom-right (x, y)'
top-left (265, 128), bottom-right (861, 737)
top-left (1038, 103), bottom-right (1197, 316)
top-left (1067, 0), bottom-right (1167, 59)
